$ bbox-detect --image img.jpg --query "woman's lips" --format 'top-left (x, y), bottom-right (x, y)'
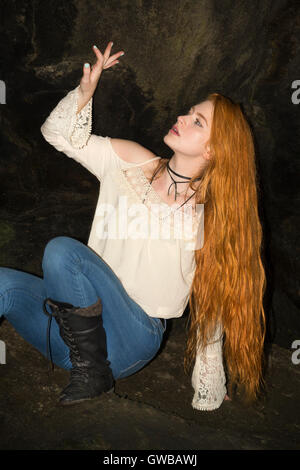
top-left (169, 126), bottom-right (180, 136)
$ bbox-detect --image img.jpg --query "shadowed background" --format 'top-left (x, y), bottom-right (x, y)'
top-left (0, 0), bottom-right (299, 350)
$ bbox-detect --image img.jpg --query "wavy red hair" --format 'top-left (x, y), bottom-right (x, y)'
top-left (151, 93), bottom-right (267, 403)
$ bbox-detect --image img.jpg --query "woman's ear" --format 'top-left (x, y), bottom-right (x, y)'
top-left (204, 143), bottom-right (212, 160)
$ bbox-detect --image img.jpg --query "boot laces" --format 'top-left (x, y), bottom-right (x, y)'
top-left (43, 298), bottom-right (82, 372)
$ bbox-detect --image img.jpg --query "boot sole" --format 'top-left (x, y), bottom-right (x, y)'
top-left (58, 386), bottom-right (115, 406)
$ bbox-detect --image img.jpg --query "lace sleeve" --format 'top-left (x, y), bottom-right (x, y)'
top-left (40, 86), bottom-right (128, 180)
top-left (191, 323), bottom-right (227, 411)
top-left (41, 85), bottom-right (92, 149)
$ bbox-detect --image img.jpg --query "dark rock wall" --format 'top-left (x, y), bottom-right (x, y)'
top-left (0, 0), bottom-right (299, 347)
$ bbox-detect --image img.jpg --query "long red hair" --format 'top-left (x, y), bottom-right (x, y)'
top-left (151, 93), bottom-right (267, 402)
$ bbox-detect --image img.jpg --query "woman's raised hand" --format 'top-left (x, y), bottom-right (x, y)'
top-left (77, 42), bottom-right (124, 110)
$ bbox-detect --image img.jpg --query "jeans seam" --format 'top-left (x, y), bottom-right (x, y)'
top-left (118, 358), bottom-right (149, 376)
top-left (151, 317), bottom-right (166, 335)
top-left (125, 307), bottom-right (159, 337)
top-left (56, 261), bottom-right (95, 308)
top-left (0, 287), bottom-right (45, 315)
top-left (74, 271), bottom-right (89, 306)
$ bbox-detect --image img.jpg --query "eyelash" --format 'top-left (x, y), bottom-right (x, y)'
top-left (195, 118), bottom-right (202, 127)
top-left (186, 110), bottom-right (202, 128)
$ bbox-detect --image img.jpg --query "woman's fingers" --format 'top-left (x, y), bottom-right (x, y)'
top-left (82, 63), bottom-right (91, 80)
top-left (105, 50), bottom-right (124, 65)
top-left (92, 44), bottom-right (104, 64)
top-left (103, 51), bottom-right (124, 69)
top-left (81, 43), bottom-right (124, 87)
top-left (102, 41), bottom-right (114, 64)
top-left (103, 59), bottom-right (119, 70)
top-left (93, 42), bottom-right (124, 68)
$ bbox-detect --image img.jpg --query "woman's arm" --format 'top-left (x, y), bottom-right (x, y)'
top-left (40, 85), bottom-right (117, 179)
top-left (76, 42), bottom-right (122, 114)
top-left (80, 44), bottom-right (156, 162)
top-left (40, 42), bottom-right (154, 176)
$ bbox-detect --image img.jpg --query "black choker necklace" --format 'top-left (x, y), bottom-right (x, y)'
top-left (166, 160), bottom-right (201, 201)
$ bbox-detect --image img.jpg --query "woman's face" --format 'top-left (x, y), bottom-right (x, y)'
top-left (164, 100), bottom-right (214, 160)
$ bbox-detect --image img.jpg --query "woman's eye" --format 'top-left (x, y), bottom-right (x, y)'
top-left (195, 118), bottom-right (202, 127)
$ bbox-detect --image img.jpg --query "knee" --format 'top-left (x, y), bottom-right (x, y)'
top-left (42, 236), bottom-right (80, 273)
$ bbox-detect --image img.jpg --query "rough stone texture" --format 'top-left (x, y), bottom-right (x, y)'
top-left (0, 0), bottom-right (299, 450)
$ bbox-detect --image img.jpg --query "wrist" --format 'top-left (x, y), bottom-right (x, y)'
top-left (78, 86), bottom-right (92, 100)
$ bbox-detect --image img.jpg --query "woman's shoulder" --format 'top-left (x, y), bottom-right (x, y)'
top-left (110, 138), bottom-right (158, 165)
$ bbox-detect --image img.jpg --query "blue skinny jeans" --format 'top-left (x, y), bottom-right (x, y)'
top-left (0, 236), bottom-right (166, 380)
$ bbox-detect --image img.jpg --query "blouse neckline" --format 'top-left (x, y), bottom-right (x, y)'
top-left (137, 165), bottom-right (197, 216)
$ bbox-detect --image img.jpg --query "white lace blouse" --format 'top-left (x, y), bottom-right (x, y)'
top-left (40, 85), bottom-right (227, 411)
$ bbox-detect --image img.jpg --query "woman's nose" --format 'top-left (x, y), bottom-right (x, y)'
top-left (177, 115), bottom-right (186, 125)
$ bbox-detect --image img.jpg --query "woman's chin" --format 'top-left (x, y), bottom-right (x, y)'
top-left (163, 133), bottom-right (174, 150)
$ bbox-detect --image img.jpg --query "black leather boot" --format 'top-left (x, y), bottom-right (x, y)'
top-left (43, 297), bottom-right (114, 405)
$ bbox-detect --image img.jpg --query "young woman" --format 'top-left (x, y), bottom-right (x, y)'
top-left (0, 42), bottom-right (266, 411)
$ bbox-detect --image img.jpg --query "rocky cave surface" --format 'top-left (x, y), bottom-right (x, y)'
top-left (0, 0), bottom-right (299, 451)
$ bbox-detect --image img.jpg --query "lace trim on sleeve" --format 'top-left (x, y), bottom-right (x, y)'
top-left (191, 323), bottom-right (227, 411)
top-left (48, 85), bottom-right (93, 149)
top-left (70, 86), bottom-right (93, 149)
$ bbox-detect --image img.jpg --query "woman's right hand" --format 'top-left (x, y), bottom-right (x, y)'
top-left (77, 42), bottom-right (124, 111)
